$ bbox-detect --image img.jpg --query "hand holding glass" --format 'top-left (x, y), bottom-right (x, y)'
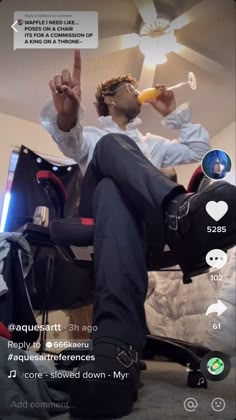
top-left (138, 72), bottom-right (197, 104)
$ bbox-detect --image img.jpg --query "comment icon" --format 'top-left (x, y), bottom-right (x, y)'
top-left (206, 249), bottom-right (227, 270)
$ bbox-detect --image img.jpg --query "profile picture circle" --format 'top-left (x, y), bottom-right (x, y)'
top-left (201, 149), bottom-right (232, 180)
top-left (17, 19), bottom-right (24, 25)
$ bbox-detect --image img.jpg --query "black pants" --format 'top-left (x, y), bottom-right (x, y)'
top-left (79, 134), bottom-right (186, 351)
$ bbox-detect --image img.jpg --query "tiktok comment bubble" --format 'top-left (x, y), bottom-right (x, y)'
top-left (13, 11), bottom-right (98, 50)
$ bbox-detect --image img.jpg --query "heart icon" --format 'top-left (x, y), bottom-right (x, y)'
top-left (206, 201), bottom-right (228, 221)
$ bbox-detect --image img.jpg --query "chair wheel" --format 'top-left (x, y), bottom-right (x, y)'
top-left (187, 371), bottom-right (208, 388)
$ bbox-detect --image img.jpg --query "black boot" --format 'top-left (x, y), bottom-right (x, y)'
top-left (165, 181), bottom-right (236, 283)
top-left (69, 337), bottom-right (140, 419)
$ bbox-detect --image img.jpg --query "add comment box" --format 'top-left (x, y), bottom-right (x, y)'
top-left (13, 11), bottom-right (98, 50)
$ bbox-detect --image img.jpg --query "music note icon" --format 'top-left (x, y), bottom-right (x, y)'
top-left (8, 370), bottom-right (16, 378)
top-left (197, 377), bottom-right (205, 386)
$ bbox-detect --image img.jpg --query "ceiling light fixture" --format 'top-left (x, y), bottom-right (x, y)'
top-left (139, 31), bottom-right (178, 67)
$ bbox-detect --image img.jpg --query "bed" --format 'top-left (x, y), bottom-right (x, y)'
top-left (145, 246), bottom-right (236, 356)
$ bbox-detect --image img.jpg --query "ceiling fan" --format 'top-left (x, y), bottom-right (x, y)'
top-left (85, 0), bottom-right (224, 89)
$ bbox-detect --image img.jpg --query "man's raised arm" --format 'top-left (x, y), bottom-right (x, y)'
top-left (39, 50), bottom-right (91, 168)
top-left (49, 49), bottom-right (81, 132)
top-left (146, 85), bottom-right (210, 166)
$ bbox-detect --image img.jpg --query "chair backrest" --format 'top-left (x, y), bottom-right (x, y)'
top-left (5, 146), bottom-right (81, 232)
top-left (187, 165), bottom-right (204, 192)
top-left (187, 165), bottom-right (215, 194)
top-left (36, 170), bottom-right (67, 218)
top-left (197, 176), bottom-right (215, 192)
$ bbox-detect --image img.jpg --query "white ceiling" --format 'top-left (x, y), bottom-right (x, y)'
top-left (0, 0), bottom-right (235, 140)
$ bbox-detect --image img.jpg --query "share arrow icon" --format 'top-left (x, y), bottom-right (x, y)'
top-left (206, 300), bottom-right (227, 317)
top-left (11, 21), bottom-right (18, 32)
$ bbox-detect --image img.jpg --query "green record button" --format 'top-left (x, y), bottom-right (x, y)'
top-left (200, 351), bottom-right (231, 382)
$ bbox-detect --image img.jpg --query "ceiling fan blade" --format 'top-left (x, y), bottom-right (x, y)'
top-left (133, 0), bottom-right (157, 24)
top-left (138, 56), bottom-right (157, 89)
top-left (174, 43), bottom-right (224, 73)
top-left (84, 33), bottom-right (140, 57)
top-left (170, 0), bottom-right (213, 30)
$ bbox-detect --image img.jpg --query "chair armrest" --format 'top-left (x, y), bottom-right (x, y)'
top-left (19, 222), bottom-right (52, 246)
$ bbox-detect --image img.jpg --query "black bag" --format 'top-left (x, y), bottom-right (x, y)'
top-left (0, 243), bottom-right (39, 346)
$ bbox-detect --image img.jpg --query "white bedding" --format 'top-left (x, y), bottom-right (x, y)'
top-left (145, 247), bottom-right (236, 356)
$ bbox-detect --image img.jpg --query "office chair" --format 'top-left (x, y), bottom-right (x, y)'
top-left (20, 166), bottom-right (225, 389)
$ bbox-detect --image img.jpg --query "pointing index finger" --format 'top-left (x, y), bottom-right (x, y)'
top-left (72, 49), bottom-right (81, 81)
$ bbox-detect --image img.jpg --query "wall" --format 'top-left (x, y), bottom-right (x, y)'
top-left (175, 121), bottom-right (236, 188)
top-left (0, 112), bottom-right (71, 218)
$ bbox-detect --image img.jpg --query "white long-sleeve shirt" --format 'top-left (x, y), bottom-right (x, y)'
top-left (39, 100), bottom-right (210, 175)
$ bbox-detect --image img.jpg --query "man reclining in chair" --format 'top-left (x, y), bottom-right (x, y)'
top-left (40, 49), bottom-right (236, 419)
